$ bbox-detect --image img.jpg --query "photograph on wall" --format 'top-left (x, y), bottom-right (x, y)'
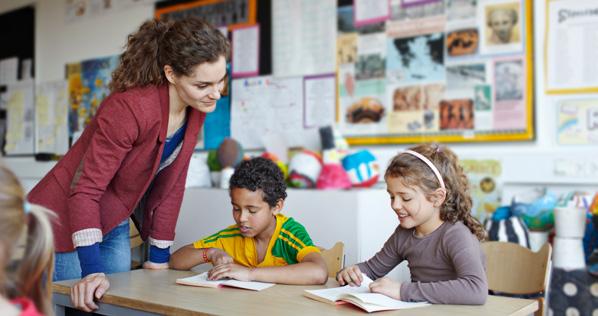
top-left (439, 98), bottom-right (474, 130)
top-left (557, 99), bottom-right (598, 145)
top-left (492, 58), bottom-right (527, 130)
top-left (390, 0), bottom-right (444, 21)
top-left (338, 5), bottom-right (385, 34)
top-left (446, 0), bottom-right (478, 21)
top-left (355, 32), bottom-right (387, 80)
top-left (446, 27), bottom-right (479, 58)
top-left (337, 33), bottom-right (358, 64)
top-left (479, 0), bottom-right (523, 55)
top-left (386, 32), bottom-right (445, 84)
top-left (446, 63), bottom-right (487, 89)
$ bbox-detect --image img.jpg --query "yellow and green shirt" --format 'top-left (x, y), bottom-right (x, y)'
top-left (193, 214), bottom-right (320, 267)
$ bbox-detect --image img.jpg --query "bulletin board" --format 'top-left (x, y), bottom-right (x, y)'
top-left (337, 0), bottom-right (535, 145)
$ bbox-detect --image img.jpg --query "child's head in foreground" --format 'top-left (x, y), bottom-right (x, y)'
top-left (385, 143), bottom-right (485, 240)
top-left (0, 165), bottom-right (54, 315)
top-left (228, 157), bottom-right (287, 238)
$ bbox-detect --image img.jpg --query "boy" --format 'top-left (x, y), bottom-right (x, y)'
top-left (170, 157), bottom-right (328, 285)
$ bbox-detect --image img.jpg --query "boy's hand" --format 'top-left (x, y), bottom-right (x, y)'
top-left (208, 248), bottom-right (234, 266)
top-left (369, 277), bottom-right (401, 300)
top-left (336, 265), bottom-right (363, 287)
top-left (207, 263), bottom-right (251, 281)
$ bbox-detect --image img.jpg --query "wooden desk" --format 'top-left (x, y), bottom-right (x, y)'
top-left (53, 270), bottom-right (538, 316)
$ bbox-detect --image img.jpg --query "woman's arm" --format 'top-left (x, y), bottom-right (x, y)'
top-left (207, 252), bottom-right (328, 285)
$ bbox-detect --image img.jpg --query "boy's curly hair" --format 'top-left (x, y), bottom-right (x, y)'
top-left (229, 157), bottom-right (287, 208)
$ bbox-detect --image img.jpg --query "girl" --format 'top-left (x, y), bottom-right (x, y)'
top-left (336, 143), bottom-right (488, 305)
top-left (27, 17), bottom-right (229, 312)
top-left (0, 165), bottom-right (54, 316)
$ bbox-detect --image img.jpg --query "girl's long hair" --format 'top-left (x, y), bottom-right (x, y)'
top-left (385, 144), bottom-right (486, 240)
top-left (0, 165), bottom-right (55, 315)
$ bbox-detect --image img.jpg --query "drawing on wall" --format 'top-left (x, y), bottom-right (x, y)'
top-left (387, 32), bottom-right (445, 84)
top-left (495, 59), bottom-right (524, 101)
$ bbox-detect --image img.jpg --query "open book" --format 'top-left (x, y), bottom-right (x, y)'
top-left (176, 272), bottom-right (275, 291)
top-left (304, 274), bottom-right (429, 313)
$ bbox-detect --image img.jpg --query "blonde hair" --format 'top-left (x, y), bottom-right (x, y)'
top-left (0, 165), bottom-right (55, 315)
top-left (385, 143), bottom-right (486, 240)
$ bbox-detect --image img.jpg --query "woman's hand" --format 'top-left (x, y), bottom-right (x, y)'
top-left (207, 263), bottom-right (252, 281)
top-left (336, 265), bottom-right (363, 287)
top-left (207, 248), bottom-right (233, 266)
top-left (143, 261), bottom-right (169, 270)
top-left (70, 273), bottom-right (110, 312)
top-left (369, 277), bottom-right (401, 300)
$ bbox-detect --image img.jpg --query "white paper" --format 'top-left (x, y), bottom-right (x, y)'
top-left (231, 76), bottom-right (319, 150)
top-left (304, 75), bottom-right (336, 128)
top-left (176, 272), bottom-right (274, 291)
top-left (35, 80), bottom-right (69, 154)
top-left (354, 0), bottom-right (389, 26)
top-left (0, 57), bottom-right (19, 85)
top-left (232, 25), bottom-right (260, 77)
top-left (272, 0), bottom-right (337, 77)
top-left (4, 80), bottom-right (35, 155)
top-left (546, 0), bottom-right (598, 92)
top-left (304, 273), bottom-right (374, 301)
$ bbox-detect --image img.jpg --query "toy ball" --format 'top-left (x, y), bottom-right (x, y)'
top-left (316, 163), bottom-right (352, 190)
top-left (288, 150), bottom-right (322, 188)
top-left (217, 138), bottom-right (244, 168)
top-left (261, 152), bottom-right (289, 179)
top-left (341, 150), bottom-right (379, 188)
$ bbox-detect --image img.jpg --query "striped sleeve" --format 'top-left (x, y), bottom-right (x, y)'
top-left (193, 226), bottom-right (241, 249)
top-left (274, 218), bottom-right (320, 264)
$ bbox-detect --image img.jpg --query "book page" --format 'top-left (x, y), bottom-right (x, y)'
top-left (348, 293), bottom-right (430, 309)
top-left (176, 272), bottom-right (274, 291)
top-left (304, 273), bottom-right (374, 302)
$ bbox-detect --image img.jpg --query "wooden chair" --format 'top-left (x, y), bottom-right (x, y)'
top-left (320, 242), bottom-right (345, 278)
top-left (129, 218), bottom-right (144, 269)
top-left (482, 241), bottom-right (552, 316)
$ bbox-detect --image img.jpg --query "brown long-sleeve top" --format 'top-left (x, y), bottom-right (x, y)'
top-left (357, 221), bottom-right (488, 305)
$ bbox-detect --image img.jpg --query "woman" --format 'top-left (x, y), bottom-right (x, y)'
top-left (27, 17), bottom-right (229, 312)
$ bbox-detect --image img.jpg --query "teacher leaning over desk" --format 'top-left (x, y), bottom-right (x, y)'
top-left (27, 17), bottom-right (230, 312)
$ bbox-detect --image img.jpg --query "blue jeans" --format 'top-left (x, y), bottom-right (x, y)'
top-left (53, 220), bottom-right (131, 281)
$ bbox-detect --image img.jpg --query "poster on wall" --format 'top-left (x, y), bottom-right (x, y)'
top-left (557, 99), bottom-right (598, 145)
top-left (546, 0), bottom-right (598, 94)
top-left (66, 0), bottom-right (155, 23)
top-left (66, 55), bottom-right (119, 140)
top-left (154, 0), bottom-right (256, 29)
top-left (36, 80), bottom-right (69, 154)
top-left (4, 80), bottom-right (34, 155)
top-left (336, 0), bottom-right (534, 145)
top-left (461, 159), bottom-right (502, 223)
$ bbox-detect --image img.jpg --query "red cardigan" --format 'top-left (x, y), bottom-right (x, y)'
top-left (28, 84), bottom-right (205, 252)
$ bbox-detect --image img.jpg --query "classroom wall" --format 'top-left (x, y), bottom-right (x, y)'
top-left (1, 0), bottom-right (597, 189)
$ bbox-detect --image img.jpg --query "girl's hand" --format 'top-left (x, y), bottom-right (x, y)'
top-left (336, 265), bottom-right (363, 287)
top-left (207, 248), bottom-right (234, 266)
top-left (70, 273), bottom-right (110, 312)
top-left (369, 277), bottom-right (401, 300)
top-left (143, 261), bottom-right (169, 270)
top-left (207, 263), bottom-right (252, 281)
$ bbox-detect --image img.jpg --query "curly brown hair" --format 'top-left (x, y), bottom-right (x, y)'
top-left (385, 143), bottom-right (486, 240)
top-left (110, 17), bottom-right (230, 92)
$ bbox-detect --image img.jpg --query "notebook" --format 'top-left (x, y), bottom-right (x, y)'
top-left (176, 272), bottom-right (275, 291)
top-left (303, 274), bottom-right (430, 313)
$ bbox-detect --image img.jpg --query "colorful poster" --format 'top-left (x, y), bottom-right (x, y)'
top-left (461, 159), bottom-right (502, 223)
top-left (557, 99), bottom-right (598, 145)
top-left (67, 55), bottom-right (119, 139)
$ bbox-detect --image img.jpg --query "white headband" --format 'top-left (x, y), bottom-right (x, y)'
top-left (403, 150), bottom-right (446, 190)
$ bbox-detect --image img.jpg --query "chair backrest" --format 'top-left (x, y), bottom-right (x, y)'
top-left (320, 242), bottom-right (344, 278)
top-left (482, 241), bottom-right (552, 294)
top-left (129, 218), bottom-right (144, 249)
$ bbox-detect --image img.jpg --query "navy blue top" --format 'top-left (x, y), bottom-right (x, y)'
top-left (161, 121), bottom-right (187, 163)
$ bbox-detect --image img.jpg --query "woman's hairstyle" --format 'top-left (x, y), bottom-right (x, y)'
top-left (385, 144), bottom-right (486, 240)
top-left (0, 165), bottom-right (55, 315)
top-left (229, 157), bottom-right (287, 208)
top-left (110, 17), bottom-right (230, 92)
